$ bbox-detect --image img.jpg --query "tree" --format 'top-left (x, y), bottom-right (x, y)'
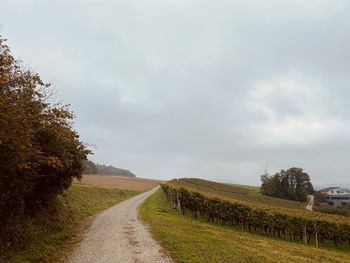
top-left (313, 191), bottom-right (327, 205)
top-left (83, 160), bottom-right (98, 174)
top-left (0, 36), bottom-right (90, 228)
top-left (83, 160), bottom-right (136, 177)
top-left (260, 167), bottom-right (314, 201)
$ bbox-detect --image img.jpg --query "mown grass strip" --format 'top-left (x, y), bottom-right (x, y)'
top-left (140, 189), bottom-right (350, 263)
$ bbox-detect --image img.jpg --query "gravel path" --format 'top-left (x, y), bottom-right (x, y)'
top-left (68, 186), bottom-right (172, 263)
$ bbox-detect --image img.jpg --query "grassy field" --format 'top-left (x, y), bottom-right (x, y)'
top-left (1, 183), bottom-right (139, 263)
top-left (81, 174), bottom-right (161, 191)
top-left (140, 190), bottom-right (350, 263)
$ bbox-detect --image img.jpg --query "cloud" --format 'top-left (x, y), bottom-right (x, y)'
top-left (1, 0), bottom-right (350, 185)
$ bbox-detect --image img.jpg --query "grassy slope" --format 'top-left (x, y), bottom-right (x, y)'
top-left (178, 178), bottom-right (307, 210)
top-left (3, 183), bottom-right (138, 263)
top-left (172, 179), bottom-right (350, 227)
top-left (140, 190), bottom-right (350, 263)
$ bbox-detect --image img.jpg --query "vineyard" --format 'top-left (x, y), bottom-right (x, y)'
top-left (162, 178), bottom-right (350, 249)
top-left (172, 178), bottom-right (308, 210)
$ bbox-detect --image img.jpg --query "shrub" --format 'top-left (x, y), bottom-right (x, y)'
top-left (0, 36), bottom-right (90, 239)
top-left (314, 204), bottom-right (350, 217)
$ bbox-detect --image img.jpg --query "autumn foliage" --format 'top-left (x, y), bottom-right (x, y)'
top-left (0, 37), bottom-right (90, 229)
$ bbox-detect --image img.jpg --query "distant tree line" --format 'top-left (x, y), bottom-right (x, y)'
top-left (0, 37), bottom-right (90, 239)
top-left (83, 160), bottom-right (136, 177)
top-left (260, 167), bottom-right (314, 201)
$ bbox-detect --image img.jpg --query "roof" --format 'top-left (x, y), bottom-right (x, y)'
top-left (320, 187), bottom-right (339, 192)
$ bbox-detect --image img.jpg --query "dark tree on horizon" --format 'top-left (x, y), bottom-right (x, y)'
top-left (260, 167), bottom-right (314, 201)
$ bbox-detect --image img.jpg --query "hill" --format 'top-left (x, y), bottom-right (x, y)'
top-left (175, 178), bottom-right (307, 210)
top-left (141, 189), bottom-right (350, 263)
top-left (166, 178), bottom-right (350, 225)
top-left (163, 178), bottom-right (350, 243)
top-left (83, 160), bottom-right (136, 177)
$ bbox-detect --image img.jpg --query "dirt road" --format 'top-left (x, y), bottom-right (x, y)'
top-left (68, 186), bottom-right (172, 263)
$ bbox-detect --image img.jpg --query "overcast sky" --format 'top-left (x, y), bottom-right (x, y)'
top-left (1, 0), bottom-right (350, 185)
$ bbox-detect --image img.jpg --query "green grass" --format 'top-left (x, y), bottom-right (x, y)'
top-left (1, 183), bottom-right (139, 263)
top-left (140, 190), bottom-right (350, 263)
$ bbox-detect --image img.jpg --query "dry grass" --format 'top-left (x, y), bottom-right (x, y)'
top-left (80, 175), bottom-right (162, 191)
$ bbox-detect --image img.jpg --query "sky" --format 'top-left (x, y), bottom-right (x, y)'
top-left (1, 0), bottom-right (350, 185)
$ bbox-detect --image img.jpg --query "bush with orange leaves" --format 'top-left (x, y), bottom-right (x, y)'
top-left (0, 36), bottom-right (90, 237)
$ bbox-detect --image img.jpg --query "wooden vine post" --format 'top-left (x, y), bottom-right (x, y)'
top-left (303, 226), bottom-right (308, 245)
top-left (176, 190), bottom-right (182, 214)
top-left (315, 226), bottom-right (319, 248)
